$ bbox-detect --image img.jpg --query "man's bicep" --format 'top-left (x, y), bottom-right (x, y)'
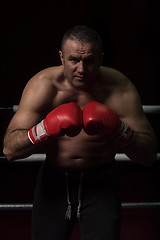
top-left (7, 76), bottom-right (55, 132)
top-left (7, 108), bottom-right (43, 133)
top-left (115, 85), bottom-right (153, 134)
top-left (7, 96), bottom-right (44, 132)
top-left (120, 95), bottom-right (154, 136)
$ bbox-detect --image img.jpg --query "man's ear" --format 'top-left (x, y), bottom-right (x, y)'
top-left (59, 51), bottom-right (64, 65)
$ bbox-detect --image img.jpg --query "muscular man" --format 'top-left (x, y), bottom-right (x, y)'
top-left (3, 26), bottom-right (157, 240)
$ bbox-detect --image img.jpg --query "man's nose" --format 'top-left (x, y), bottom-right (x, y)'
top-left (77, 61), bottom-right (85, 73)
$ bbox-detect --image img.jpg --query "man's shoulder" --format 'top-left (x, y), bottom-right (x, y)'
top-left (99, 67), bottom-right (140, 116)
top-left (99, 66), bottom-right (135, 95)
top-left (35, 65), bottom-right (64, 81)
top-left (98, 66), bottom-right (137, 105)
top-left (27, 65), bottom-right (64, 88)
top-left (100, 66), bottom-right (129, 84)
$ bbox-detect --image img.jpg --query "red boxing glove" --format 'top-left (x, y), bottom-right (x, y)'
top-left (28, 102), bottom-right (82, 144)
top-left (83, 101), bottom-right (135, 147)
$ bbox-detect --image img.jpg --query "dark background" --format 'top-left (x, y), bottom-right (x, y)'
top-left (0, 0), bottom-right (160, 239)
top-left (0, 0), bottom-right (160, 106)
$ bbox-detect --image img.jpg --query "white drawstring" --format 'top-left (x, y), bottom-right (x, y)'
top-left (77, 172), bottom-right (84, 218)
top-left (65, 172), bottom-right (72, 220)
top-left (65, 171), bottom-right (84, 220)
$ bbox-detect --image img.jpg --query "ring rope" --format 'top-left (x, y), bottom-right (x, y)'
top-left (0, 202), bottom-right (160, 211)
top-left (0, 153), bottom-right (160, 163)
top-left (122, 202), bottom-right (160, 209)
top-left (0, 105), bottom-right (160, 114)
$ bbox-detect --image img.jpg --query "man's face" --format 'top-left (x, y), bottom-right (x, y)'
top-left (59, 39), bottom-right (103, 90)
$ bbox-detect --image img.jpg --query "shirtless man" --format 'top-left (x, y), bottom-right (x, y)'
top-left (3, 26), bottom-right (157, 240)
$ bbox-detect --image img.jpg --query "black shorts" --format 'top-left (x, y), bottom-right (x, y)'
top-left (32, 160), bottom-right (122, 240)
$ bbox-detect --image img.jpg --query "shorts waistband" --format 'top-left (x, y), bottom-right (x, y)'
top-left (45, 159), bottom-right (115, 177)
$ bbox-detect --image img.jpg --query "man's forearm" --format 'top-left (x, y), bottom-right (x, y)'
top-left (3, 129), bottom-right (39, 161)
top-left (122, 132), bottom-right (158, 167)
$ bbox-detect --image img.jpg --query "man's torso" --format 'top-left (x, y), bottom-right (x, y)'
top-left (32, 65), bottom-right (127, 168)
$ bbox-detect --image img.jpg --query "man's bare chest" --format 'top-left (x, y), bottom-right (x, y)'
top-left (52, 87), bottom-right (108, 109)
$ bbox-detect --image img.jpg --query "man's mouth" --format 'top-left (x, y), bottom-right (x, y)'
top-left (74, 75), bottom-right (85, 81)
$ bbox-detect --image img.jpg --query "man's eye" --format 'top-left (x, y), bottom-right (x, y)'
top-left (84, 58), bottom-right (94, 65)
top-left (84, 59), bottom-right (92, 64)
top-left (70, 58), bottom-right (78, 63)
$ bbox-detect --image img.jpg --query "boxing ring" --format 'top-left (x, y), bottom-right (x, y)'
top-left (0, 105), bottom-right (160, 239)
top-left (0, 153), bottom-right (160, 211)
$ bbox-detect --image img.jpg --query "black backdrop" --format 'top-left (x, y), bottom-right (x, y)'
top-left (1, 0), bottom-right (160, 106)
top-left (0, 2), bottom-right (160, 239)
